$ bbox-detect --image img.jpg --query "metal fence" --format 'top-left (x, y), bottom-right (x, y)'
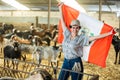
top-left (0, 57), bottom-right (99, 80)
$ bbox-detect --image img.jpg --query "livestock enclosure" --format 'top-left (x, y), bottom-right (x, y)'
top-left (0, 57), bottom-right (99, 80)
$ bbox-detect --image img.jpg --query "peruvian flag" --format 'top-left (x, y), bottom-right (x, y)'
top-left (58, 0), bottom-right (114, 67)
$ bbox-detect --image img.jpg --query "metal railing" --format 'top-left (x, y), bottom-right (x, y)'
top-left (0, 57), bottom-right (99, 80)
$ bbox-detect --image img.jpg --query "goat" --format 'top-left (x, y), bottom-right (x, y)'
top-left (34, 43), bottom-right (61, 67)
top-left (112, 35), bottom-right (120, 64)
top-left (3, 23), bottom-right (14, 33)
top-left (4, 41), bottom-right (26, 69)
top-left (0, 28), bottom-right (5, 35)
top-left (25, 69), bottom-right (52, 80)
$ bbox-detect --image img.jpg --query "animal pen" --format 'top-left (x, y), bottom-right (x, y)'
top-left (0, 57), bottom-right (99, 80)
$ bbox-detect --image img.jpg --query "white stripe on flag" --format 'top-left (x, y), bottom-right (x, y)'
top-left (78, 13), bottom-right (104, 36)
top-left (76, 13), bottom-right (104, 61)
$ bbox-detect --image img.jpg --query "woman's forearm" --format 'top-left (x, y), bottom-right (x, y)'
top-left (59, 3), bottom-right (66, 32)
top-left (89, 31), bottom-right (112, 41)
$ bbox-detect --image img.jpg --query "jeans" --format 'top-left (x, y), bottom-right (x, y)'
top-left (58, 57), bottom-right (83, 80)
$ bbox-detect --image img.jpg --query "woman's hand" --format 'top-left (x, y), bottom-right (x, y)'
top-left (109, 27), bottom-right (118, 35)
top-left (57, 2), bottom-right (64, 7)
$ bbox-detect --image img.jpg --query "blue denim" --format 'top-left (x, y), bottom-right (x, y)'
top-left (58, 57), bottom-right (83, 80)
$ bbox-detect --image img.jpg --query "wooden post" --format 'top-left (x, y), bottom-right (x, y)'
top-left (118, 15), bottom-right (120, 36)
top-left (36, 16), bottom-right (38, 27)
top-left (48, 0), bottom-right (51, 29)
top-left (99, 0), bottom-right (102, 21)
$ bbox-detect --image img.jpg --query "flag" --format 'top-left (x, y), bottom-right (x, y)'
top-left (57, 0), bottom-right (114, 67)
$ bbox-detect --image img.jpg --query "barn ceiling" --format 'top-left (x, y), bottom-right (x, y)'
top-left (0, 0), bottom-right (120, 13)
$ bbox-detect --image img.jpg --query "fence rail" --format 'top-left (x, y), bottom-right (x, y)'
top-left (0, 57), bottom-right (99, 80)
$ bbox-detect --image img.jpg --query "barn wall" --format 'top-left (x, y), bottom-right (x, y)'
top-left (0, 11), bottom-right (119, 30)
top-left (88, 12), bottom-right (119, 28)
top-left (0, 11), bottom-right (59, 23)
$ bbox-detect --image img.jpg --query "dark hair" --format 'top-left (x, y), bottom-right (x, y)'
top-left (69, 25), bottom-right (81, 29)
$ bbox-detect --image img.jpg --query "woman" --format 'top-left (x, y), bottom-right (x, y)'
top-left (58, 3), bottom-right (114, 80)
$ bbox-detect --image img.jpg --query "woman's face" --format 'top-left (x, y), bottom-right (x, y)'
top-left (70, 25), bottom-right (80, 35)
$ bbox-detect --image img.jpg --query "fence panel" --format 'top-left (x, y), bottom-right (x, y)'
top-left (0, 57), bottom-right (99, 80)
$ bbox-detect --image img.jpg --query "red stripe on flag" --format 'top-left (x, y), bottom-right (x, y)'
top-left (88, 24), bottom-right (113, 67)
top-left (57, 4), bottom-right (79, 43)
top-left (58, 21), bottom-right (63, 43)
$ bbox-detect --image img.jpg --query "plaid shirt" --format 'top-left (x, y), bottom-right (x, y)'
top-left (62, 28), bottom-right (89, 59)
